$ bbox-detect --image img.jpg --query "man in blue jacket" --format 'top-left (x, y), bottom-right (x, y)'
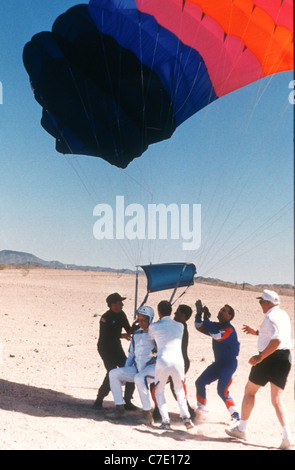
top-left (194, 300), bottom-right (240, 423)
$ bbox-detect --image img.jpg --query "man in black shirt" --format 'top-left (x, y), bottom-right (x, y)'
top-left (93, 293), bottom-right (136, 410)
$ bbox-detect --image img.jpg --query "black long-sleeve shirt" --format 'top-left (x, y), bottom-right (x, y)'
top-left (97, 309), bottom-right (131, 353)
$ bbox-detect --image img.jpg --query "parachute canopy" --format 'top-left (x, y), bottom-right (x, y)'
top-left (23, 0), bottom-right (293, 168)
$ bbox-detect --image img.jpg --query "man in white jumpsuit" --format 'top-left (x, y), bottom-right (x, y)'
top-left (148, 300), bottom-right (194, 430)
top-left (107, 306), bottom-right (156, 424)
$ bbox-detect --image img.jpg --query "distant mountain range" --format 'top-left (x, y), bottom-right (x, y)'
top-left (0, 249), bottom-right (134, 274)
top-left (0, 249), bottom-right (293, 292)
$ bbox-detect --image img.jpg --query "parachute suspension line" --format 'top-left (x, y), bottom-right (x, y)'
top-left (191, 98), bottom-right (250, 271)
top-left (198, 195), bottom-right (293, 281)
top-left (152, 6), bottom-right (189, 190)
top-left (98, 30), bottom-right (123, 167)
top-left (79, 76), bottom-right (104, 157)
top-left (199, 167), bottom-right (290, 280)
top-left (134, 13), bottom-right (178, 267)
top-left (95, 12), bottom-right (158, 270)
top-left (65, 157), bottom-right (98, 205)
top-left (125, 13), bottom-right (158, 265)
top-left (64, 156), bottom-right (138, 269)
top-left (217, 2), bottom-right (252, 98)
top-left (41, 108), bottom-right (100, 205)
top-left (200, 200), bottom-right (293, 277)
top-left (173, 0), bottom-right (248, 237)
top-left (51, 104), bottom-right (138, 271)
top-left (148, 25), bottom-right (167, 146)
top-left (169, 9), bottom-right (185, 130)
top-left (44, 62), bottom-right (105, 163)
top-left (168, 262), bottom-right (187, 304)
top-left (189, 72), bottom-right (292, 277)
top-left (66, 66), bottom-right (103, 156)
top-left (134, 266), bottom-right (140, 319)
top-left (198, 198), bottom-right (293, 277)
top-left (160, 1), bottom-right (229, 222)
top-left (55, 62), bottom-right (140, 269)
top-left (171, 42), bottom-right (184, 120)
top-left (262, 13), bottom-right (293, 77)
top-left (170, 5), bottom-right (219, 198)
top-left (137, 10), bottom-right (146, 163)
top-left (170, 285), bottom-right (190, 306)
top-left (136, 14), bottom-right (159, 259)
top-left (174, 58), bottom-right (203, 118)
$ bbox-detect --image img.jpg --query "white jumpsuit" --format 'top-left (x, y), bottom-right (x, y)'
top-left (109, 328), bottom-right (156, 411)
top-left (148, 316), bottom-right (190, 424)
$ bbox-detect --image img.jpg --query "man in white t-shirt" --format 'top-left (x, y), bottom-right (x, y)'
top-left (226, 290), bottom-right (293, 450)
top-left (148, 300), bottom-right (193, 430)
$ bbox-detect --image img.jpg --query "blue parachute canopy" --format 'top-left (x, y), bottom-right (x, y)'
top-left (141, 263), bottom-right (196, 293)
top-left (23, 1), bottom-right (293, 169)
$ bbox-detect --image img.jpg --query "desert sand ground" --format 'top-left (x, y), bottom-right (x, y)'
top-left (0, 267), bottom-right (294, 451)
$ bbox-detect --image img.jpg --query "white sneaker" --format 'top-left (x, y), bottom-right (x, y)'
top-left (229, 412), bottom-right (240, 425)
top-left (279, 438), bottom-right (294, 450)
top-left (159, 422), bottom-right (171, 430)
top-left (105, 405), bottom-right (125, 420)
top-left (225, 424), bottom-right (247, 441)
top-left (194, 407), bottom-right (209, 423)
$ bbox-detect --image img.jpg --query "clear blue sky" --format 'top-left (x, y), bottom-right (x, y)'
top-left (0, 1), bottom-right (293, 285)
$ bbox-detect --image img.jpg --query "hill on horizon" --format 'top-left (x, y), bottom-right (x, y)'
top-left (0, 249), bottom-right (293, 294)
top-left (0, 249), bottom-right (133, 275)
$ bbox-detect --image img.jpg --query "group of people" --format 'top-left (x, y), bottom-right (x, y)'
top-left (93, 289), bottom-right (293, 450)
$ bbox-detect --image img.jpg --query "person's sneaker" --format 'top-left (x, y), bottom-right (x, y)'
top-left (279, 438), bottom-right (294, 450)
top-left (183, 418), bottom-right (194, 429)
top-left (159, 422), bottom-right (171, 430)
top-left (188, 404), bottom-right (196, 420)
top-left (194, 407), bottom-right (208, 424)
top-left (124, 402), bottom-right (138, 411)
top-left (138, 410), bottom-right (154, 426)
top-left (230, 412), bottom-right (240, 424)
top-left (225, 424), bottom-right (247, 441)
top-left (106, 405), bottom-right (125, 420)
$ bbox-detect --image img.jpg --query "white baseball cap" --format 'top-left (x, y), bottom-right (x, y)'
top-left (137, 305), bottom-right (155, 323)
top-left (257, 289), bottom-right (280, 305)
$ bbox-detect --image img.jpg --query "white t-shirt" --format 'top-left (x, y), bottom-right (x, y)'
top-left (258, 305), bottom-right (292, 352)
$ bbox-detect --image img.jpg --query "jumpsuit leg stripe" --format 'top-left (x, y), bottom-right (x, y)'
top-left (196, 394), bottom-right (207, 406)
top-left (145, 375), bottom-right (155, 390)
top-left (222, 378), bottom-right (235, 409)
top-left (182, 380), bottom-right (188, 399)
top-left (151, 380), bottom-right (160, 405)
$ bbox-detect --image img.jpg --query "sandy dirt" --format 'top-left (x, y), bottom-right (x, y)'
top-left (0, 267), bottom-right (294, 451)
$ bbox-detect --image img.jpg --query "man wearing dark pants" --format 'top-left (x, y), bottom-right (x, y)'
top-left (93, 293), bottom-right (136, 410)
top-left (194, 301), bottom-right (240, 422)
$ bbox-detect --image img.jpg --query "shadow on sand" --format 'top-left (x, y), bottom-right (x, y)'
top-left (0, 378), bottom-right (105, 420)
top-left (0, 379), bottom-right (276, 450)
